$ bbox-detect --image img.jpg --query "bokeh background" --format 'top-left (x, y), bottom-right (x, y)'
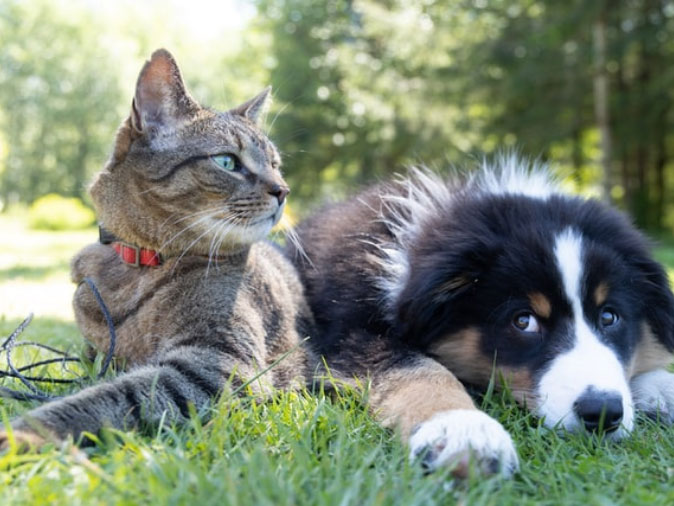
top-left (1, 0), bottom-right (674, 322)
top-left (1, 0), bottom-right (674, 227)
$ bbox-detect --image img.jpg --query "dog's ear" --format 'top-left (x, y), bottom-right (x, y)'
top-left (394, 240), bottom-right (495, 347)
top-left (634, 256), bottom-right (674, 350)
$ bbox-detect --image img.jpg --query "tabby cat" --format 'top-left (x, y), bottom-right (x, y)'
top-left (0, 49), bottom-right (315, 449)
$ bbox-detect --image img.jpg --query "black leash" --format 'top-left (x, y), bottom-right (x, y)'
top-left (0, 277), bottom-right (117, 402)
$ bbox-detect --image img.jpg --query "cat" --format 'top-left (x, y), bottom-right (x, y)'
top-left (0, 49), bottom-right (315, 449)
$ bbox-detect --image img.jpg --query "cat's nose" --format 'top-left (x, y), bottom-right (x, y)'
top-left (268, 184), bottom-right (289, 205)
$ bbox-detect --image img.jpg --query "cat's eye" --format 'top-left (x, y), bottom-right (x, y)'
top-left (600, 309), bottom-right (619, 328)
top-left (211, 154), bottom-right (238, 171)
top-left (513, 311), bottom-right (540, 333)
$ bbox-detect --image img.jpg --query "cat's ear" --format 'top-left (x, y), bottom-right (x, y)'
top-left (230, 86), bottom-right (271, 125)
top-left (131, 49), bottom-right (199, 136)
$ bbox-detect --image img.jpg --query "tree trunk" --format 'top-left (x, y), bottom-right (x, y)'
top-left (654, 130), bottom-right (666, 231)
top-left (650, 0), bottom-right (668, 231)
top-left (616, 60), bottom-right (632, 210)
top-left (593, 2), bottom-right (613, 203)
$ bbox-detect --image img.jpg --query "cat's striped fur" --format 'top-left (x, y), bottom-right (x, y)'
top-left (1, 49), bottom-right (315, 448)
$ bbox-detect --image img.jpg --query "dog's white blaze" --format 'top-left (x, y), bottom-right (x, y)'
top-left (536, 229), bottom-right (634, 436)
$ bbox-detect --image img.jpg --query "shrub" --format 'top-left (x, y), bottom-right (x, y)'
top-left (28, 194), bottom-right (95, 231)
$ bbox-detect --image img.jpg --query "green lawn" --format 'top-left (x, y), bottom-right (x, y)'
top-left (1, 215), bottom-right (674, 505)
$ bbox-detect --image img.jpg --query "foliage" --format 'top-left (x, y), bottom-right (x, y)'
top-left (0, 1), bottom-right (673, 231)
top-left (458, 0), bottom-right (674, 230)
top-left (257, 0), bottom-right (674, 229)
top-left (0, 0), bottom-right (672, 228)
top-left (27, 194), bottom-right (95, 231)
top-left (0, 0), bottom-right (123, 206)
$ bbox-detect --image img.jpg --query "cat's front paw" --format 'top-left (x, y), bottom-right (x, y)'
top-left (0, 428), bottom-right (49, 453)
top-left (409, 409), bottom-right (519, 479)
top-left (631, 369), bottom-right (674, 423)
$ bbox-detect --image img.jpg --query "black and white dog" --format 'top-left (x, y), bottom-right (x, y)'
top-left (288, 156), bottom-right (674, 477)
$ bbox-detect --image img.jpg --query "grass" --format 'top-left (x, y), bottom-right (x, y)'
top-left (1, 214), bottom-right (674, 505)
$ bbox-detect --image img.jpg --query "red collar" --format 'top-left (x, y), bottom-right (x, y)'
top-left (112, 242), bottom-right (162, 267)
top-left (99, 226), bottom-right (249, 267)
top-left (100, 226), bottom-right (162, 267)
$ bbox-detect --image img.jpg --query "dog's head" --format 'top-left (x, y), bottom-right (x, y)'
top-left (390, 171), bottom-right (674, 438)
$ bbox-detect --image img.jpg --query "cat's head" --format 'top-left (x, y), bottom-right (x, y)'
top-left (90, 49), bottom-right (288, 256)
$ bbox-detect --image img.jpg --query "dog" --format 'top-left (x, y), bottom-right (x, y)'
top-left (287, 155), bottom-right (674, 477)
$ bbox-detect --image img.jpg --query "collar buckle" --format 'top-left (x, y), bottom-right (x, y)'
top-left (118, 242), bottom-right (141, 268)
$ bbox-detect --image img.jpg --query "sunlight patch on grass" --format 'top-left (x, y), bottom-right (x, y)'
top-left (0, 215), bottom-right (95, 320)
top-left (1, 279), bottom-right (79, 320)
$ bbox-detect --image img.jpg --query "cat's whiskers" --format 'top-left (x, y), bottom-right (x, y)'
top-left (156, 209), bottom-right (218, 248)
top-left (170, 218), bottom-right (226, 274)
top-left (206, 220), bottom-right (225, 275)
top-left (271, 214), bottom-right (313, 268)
top-left (207, 215), bottom-right (244, 275)
top-left (206, 214), bottom-right (241, 275)
top-left (267, 101), bottom-right (290, 135)
top-left (284, 226), bottom-right (313, 268)
top-left (173, 212), bottom-right (245, 274)
top-left (135, 187), bottom-right (160, 196)
top-left (159, 211), bottom-right (226, 254)
top-left (160, 214), bottom-right (215, 253)
top-left (158, 206), bottom-right (226, 231)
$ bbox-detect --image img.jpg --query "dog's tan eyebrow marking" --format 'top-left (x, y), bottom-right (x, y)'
top-left (594, 282), bottom-right (609, 306)
top-left (528, 292), bottom-right (551, 318)
top-left (434, 275), bottom-right (472, 301)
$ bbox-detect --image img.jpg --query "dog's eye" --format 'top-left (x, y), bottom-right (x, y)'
top-left (513, 312), bottom-right (540, 333)
top-left (600, 309), bottom-right (619, 327)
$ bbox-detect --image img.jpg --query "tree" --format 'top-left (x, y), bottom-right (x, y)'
top-left (0, 0), bottom-right (122, 206)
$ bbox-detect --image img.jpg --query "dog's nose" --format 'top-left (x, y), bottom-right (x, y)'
top-left (573, 389), bottom-right (623, 433)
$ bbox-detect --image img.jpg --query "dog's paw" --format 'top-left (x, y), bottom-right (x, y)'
top-left (0, 428), bottom-right (49, 453)
top-left (631, 369), bottom-right (674, 423)
top-left (408, 409), bottom-right (519, 479)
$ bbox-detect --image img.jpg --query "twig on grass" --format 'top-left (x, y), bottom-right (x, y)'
top-left (0, 277), bottom-right (116, 402)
